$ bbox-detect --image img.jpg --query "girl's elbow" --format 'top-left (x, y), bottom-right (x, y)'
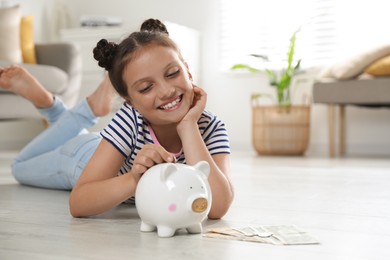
top-left (69, 201), bottom-right (79, 218)
top-left (69, 207), bottom-right (79, 218)
top-left (208, 193), bottom-right (234, 219)
top-left (208, 211), bottom-right (225, 220)
top-left (208, 204), bottom-right (230, 219)
top-left (69, 193), bottom-right (83, 218)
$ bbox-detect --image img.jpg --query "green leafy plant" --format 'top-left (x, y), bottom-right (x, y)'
top-left (231, 30), bottom-right (301, 106)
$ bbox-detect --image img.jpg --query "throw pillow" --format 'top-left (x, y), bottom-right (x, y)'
top-left (364, 55), bottom-right (390, 76)
top-left (330, 44), bottom-right (390, 80)
top-left (0, 5), bottom-right (22, 63)
top-left (20, 15), bottom-right (37, 64)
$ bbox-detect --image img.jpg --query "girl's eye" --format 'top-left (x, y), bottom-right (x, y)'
top-left (167, 69), bottom-right (180, 78)
top-left (140, 84), bottom-right (153, 93)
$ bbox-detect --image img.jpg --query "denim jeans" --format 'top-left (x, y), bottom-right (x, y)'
top-left (12, 97), bottom-right (102, 190)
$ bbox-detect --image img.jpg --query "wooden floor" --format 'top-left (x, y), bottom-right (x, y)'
top-left (1, 150), bottom-right (390, 260)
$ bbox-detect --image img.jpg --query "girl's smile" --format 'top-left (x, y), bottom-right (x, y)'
top-left (158, 94), bottom-right (183, 111)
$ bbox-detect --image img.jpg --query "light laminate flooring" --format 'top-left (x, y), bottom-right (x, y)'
top-left (1, 150), bottom-right (390, 260)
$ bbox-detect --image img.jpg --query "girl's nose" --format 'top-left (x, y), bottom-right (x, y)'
top-left (158, 82), bottom-right (175, 99)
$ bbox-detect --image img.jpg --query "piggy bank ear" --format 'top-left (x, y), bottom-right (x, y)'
top-left (160, 163), bottom-right (178, 182)
top-left (193, 161), bottom-right (210, 179)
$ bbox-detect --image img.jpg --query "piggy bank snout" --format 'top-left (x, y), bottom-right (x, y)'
top-left (191, 197), bottom-right (208, 213)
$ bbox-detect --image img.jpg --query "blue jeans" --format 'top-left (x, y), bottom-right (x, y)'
top-left (12, 97), bottom-right (102, 190)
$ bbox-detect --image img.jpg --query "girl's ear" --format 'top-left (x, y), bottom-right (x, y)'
top-left (124, 97), bottom-right (132, 105)
top-left (184, 62), bottom-right (193, 81)
top-left (189, 72), bottom-right (193, 82)
top-left (123, 91), bottom-right (132, 103)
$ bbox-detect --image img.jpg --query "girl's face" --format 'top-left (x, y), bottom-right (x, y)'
top-left (123, 45), bottom-right (194, 127)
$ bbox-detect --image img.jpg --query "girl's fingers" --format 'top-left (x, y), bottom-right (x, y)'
top-left (132, 163), bottom-right (148, 177)
top-left (153, 145), bottom-right (175, 163)
top-left (134, 144), bottom-right (175, 170)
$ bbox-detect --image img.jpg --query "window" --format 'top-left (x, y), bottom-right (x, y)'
top-left (219, 0), bottom-right (390, 71)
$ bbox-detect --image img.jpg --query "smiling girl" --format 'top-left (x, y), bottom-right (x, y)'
top-left (0, 19), bottom-right (234, 219)
top-left (70, 19), bottom-right (234, 219)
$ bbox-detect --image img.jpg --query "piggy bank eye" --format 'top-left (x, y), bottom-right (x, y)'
top-left (190, 186), bottom-right (193, 189)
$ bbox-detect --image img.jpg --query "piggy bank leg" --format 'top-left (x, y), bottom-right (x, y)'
top-left (157, 225), bottom-right (176, 237)
top-left (186, 223), bottom-right (202, 234)
top-left (140, 221), bottom-right (156, 232)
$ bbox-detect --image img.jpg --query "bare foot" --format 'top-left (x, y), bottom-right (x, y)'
top-left (87, 74), bottom-right (117, 117)
top-left (0, 65), bottom-right (54, 108)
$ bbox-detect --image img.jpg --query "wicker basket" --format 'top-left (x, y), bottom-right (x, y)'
top-left (252, 105), bottom-right (310, 155)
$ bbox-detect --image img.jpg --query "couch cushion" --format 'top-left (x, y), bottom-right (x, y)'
top-left (20, 15), bottom-right (37, 64)
top-left (0, 94), bottom-right (40, 118)
top-left (328, 44), bottom-right (390, 80)
top-left (313, 78), bottom-right (390, 105)
top-left (0, 5), bottom-right (22, 63)
top-left (0, 62), bottom-right (68, 94)
top-left (364, 55), bottom-right (390, 76)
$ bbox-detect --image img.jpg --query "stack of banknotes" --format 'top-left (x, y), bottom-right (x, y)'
top-left (204, 225), bottom-right (319, 245)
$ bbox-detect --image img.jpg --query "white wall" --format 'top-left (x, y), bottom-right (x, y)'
top-left (1, 0), bottom-right (390, 157)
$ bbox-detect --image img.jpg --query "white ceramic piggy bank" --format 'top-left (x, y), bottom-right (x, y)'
top-left (135, 161), bottom-right (212, 238)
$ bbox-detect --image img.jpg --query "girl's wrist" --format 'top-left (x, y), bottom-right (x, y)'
top-left (177, 120), bottom-right (198, 136)
top-left (125, 171), bottom-right (140, 195)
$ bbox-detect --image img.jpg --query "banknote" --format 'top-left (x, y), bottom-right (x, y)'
top-left (204, 225), bottom-right (319, 245)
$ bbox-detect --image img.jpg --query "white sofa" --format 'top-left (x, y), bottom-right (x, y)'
top-left (0, 42), bottom-right (82, 119)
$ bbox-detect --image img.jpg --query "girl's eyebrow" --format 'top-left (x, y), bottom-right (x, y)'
top-left (131, 77), bottom-right (150, 88)
top-left (164, 61), bottom-right (179, 70)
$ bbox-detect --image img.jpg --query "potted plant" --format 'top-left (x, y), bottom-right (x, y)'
top-left (232, 30), bottom-right (310, 155)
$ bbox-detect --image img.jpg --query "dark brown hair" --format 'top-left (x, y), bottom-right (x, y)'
top-left (93, 18), bottom-right (182, 98)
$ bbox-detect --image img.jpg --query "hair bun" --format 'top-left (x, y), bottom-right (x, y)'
top-left (93, 39), bottom-right (118, 70)
top-left (140, 18), bottom-right (169, 35)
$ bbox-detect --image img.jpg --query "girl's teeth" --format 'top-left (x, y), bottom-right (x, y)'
top-left (160, 96), bottom-right (181, 110)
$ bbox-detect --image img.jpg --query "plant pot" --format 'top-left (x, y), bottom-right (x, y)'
top-left (252, 105), bottom-right (310, 155)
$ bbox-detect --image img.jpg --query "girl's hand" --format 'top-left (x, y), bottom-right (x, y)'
top-left (178, 85), bottom-right (207, 129)
top-left (130, 144), bottom-right (175, 181)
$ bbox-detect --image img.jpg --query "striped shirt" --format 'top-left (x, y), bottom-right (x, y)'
top-left (101, 102), bottom-right (231, 176)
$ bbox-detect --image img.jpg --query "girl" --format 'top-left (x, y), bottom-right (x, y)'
top-left (0, 19), bottom-right (234, 219)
